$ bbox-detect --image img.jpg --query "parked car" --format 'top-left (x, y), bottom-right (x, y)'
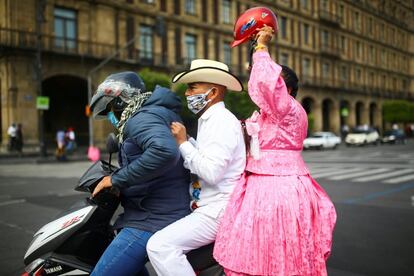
top-left (303, 132), bottom-right (341, 150)
top-left (381, 129), bottom-right (406, 144)
top-left (345, 128), bottom-right (380, 146)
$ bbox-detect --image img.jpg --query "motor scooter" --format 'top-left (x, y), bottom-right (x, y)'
top-left (22, 134), bottom-right (223, 276)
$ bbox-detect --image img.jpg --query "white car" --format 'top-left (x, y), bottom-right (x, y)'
top-left (345, 128), bottom-right (380, 146)
top-left (303, 132), bottom-right (341, 149)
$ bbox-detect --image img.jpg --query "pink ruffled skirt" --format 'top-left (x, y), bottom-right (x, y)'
top-left (213, 173), bottom-right (336, 276)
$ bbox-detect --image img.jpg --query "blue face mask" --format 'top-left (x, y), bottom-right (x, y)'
top-left (107, 111), bottom-right (119, 128)
top-left (186, 87), bottom-right (214, 114)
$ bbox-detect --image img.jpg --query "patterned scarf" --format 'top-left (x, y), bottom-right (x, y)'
top-left (117, 91), bottom-right (153, 142)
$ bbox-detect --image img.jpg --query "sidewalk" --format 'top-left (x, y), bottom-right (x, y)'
top-left (0, 146), bottom-right (91, 164)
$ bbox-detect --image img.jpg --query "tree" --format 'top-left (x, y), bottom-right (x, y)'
top-left (307, 112), bottom-right (315, 136)
top-left (139, 68), bottom-right (171, 92)
top-left (383, 100), bottom-right (414, 123)
top-left (225, 86), bottom-right (258, 120)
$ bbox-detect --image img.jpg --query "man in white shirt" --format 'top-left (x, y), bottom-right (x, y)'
top-left (147, 59), bottom-right (246, 275)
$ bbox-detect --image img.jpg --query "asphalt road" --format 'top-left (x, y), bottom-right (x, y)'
top-left (0, 141), bottom-right (413, 276)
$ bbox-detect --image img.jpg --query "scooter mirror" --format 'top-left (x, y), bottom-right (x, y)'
top-left (106, 133), bottom-right (119, 154)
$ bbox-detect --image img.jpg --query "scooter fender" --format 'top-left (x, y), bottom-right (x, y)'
top-left (24, 204), bottom-right (97, 265)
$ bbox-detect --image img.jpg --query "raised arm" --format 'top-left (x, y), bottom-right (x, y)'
top-left (247, 25), bottom-right (292, 118)
top-left (248, 51), bottom-right (291, 118)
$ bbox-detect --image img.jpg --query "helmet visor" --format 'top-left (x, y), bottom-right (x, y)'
top-left (90, 92), bottom-right (115, 119)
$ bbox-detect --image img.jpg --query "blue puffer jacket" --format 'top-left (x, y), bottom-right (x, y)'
top-left (111, 85), bottom-right (191, 233)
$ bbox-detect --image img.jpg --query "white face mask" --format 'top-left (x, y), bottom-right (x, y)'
top-left (186, 87), bottom-right (214, 114)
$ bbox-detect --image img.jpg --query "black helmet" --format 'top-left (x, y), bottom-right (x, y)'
top-left (90, 71), bottom-right (146, 119)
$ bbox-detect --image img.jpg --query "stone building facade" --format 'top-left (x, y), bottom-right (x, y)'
top-left (0, 0), bottom-right (413, 149)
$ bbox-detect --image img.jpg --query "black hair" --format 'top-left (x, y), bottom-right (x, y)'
top-left (281, 65), bottom-right (299, 99)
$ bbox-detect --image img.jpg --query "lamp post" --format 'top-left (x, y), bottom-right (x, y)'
top-left (35, 0), bottom-right (47, 157)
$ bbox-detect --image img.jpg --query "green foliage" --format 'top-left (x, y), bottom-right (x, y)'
top-left (307, 112), bottom-right (315, 135)
top-left (139, 68), bottom-right (171, 92)
top-left (139, 70), bottom-right (259, 134)
top-left (383, 100), bottom-right (414, 123)
top-left (225, 89), bottom-right (258, 120)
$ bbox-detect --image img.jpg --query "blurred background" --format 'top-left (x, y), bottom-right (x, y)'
top-left (1, 1), bottom-right (414, 276)
top-left (0, 0), bottom-right (413, 153)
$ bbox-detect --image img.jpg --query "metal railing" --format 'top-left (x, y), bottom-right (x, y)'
top-left (320, 43), bottom-right (341, 57)
top-left (0, 28), bottom-right (168, 67)
top-left (0, 28), bottom-right (115, 57)
top-left (319, 10), bottom-right (341, 25)
top-left (299, 75), bottom-right (409, 98)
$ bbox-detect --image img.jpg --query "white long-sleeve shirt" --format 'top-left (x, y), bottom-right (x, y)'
top-left (179, 102), bottom-right (246, 218)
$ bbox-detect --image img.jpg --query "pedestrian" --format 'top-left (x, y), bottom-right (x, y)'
top-left (341, 124), bottom-right (349, 139)
top-left (7, 123), bottom-right (17, 152)
top-left (146, 59), bottom-right (246, 275)
top-left (55, 129), bottom-right (66, 161)
top-left (65, 127), bottom-right (77, 154)
top-left (213, 9), bottom-right (337, 276)
top-left (15, 123), bottom-right (24, 156)
top-left (89, 71), bottom-right (191, 276)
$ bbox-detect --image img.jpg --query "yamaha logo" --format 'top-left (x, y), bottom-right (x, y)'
top-left (44, 265), bottom-right (63, 274)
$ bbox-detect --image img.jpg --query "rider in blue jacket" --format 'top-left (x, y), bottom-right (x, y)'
top-left (89, 71), bottom-right (190, 276)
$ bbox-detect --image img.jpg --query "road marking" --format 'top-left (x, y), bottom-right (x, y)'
top-left (343, 182), bottom-right (414, 204)
top-left (0, 199), bottom-right (26, 206)
top-left (0, 219), bottom-right (35, 235)
top-left (328, 168), bottom-right (391, 181)
top-left (384, 174), bottom-right (414, 184)
top-left (308, 168), bottom-right (331, 174)
top-left (353, 169), bottom-right (414, 182)
top-left (312, 167), bottom-right (365, 179)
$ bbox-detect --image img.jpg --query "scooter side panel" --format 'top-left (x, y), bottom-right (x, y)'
top-left (24, 205), bottom-right (97, 264)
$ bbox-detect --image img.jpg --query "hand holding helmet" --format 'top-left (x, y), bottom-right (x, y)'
top-left (255, 25), bottom-right (274, 50)
top-left (231, 7), bottom-right (278, 48)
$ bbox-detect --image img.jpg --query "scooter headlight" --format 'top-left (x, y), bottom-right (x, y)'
top-left (24, 258), bottom-right (44, 274)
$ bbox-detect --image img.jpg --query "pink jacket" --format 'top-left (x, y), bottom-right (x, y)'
top-left (245, 51), bottom-right (309, 176)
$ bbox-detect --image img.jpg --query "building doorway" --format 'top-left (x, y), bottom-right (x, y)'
top-left (301, 97), bottom-right (314, 114)
top-left (356, 101), bottom-right (364, 126)
top-left (42, 75), bottom-right (88, 147)
top-left (369, 102), bottom-right (378, 127)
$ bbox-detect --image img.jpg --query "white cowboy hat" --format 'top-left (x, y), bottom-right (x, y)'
top-left (172, 59), bottom-right (243, 92)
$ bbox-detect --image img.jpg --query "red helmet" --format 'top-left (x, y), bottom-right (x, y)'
top-left (231, 7), bottom-right (278, 48)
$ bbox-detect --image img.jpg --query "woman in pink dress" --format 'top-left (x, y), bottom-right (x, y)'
top-left (213, 26), bottom-right (337, 276)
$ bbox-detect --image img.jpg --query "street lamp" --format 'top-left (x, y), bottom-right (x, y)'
top-left (35, 0), bottom-right (47, 157)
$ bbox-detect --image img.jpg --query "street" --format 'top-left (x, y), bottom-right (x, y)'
top-left (1, 142), bottom-right (413, 276)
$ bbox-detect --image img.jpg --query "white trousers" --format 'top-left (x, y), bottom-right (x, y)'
top-left (146, 211), bottom-right (220, 276)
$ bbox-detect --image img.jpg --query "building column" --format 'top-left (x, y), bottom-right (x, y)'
top-left (331, 101), bottom-right (341, 135)
top-left (313, 100), bottom-right (322, 132)
top-left (348, 101), bottom-right (356, 128)
top-left (376, 106), bottom-right (383, 132)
